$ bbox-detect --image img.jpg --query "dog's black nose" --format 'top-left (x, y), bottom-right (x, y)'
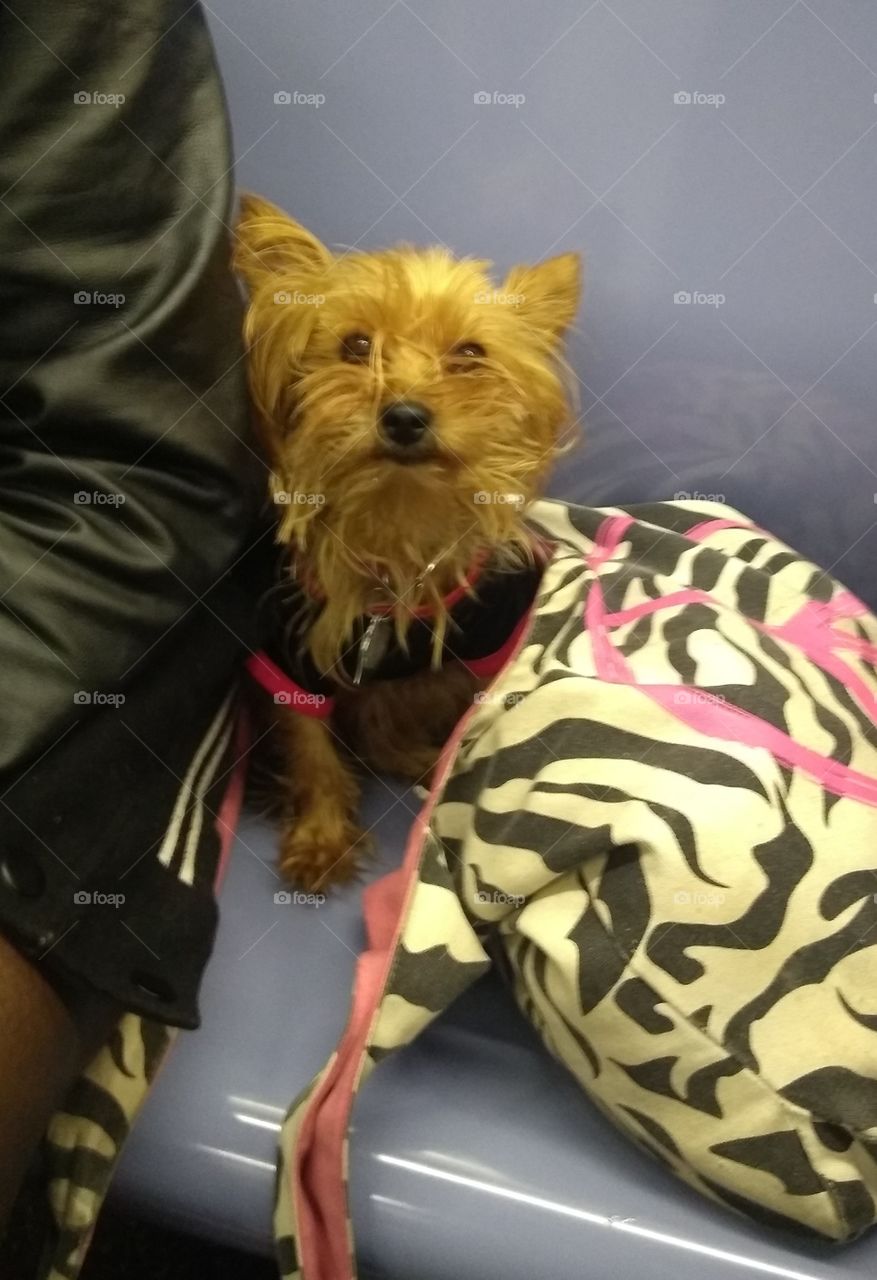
top-left (380, 400), bottom-right (433, 447)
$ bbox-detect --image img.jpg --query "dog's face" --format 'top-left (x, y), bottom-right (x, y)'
top-left (234, 195), bottom-right (582, 581)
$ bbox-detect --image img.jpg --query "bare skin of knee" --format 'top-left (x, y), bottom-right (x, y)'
top-left (0, 933), bottom-right (119, 1230)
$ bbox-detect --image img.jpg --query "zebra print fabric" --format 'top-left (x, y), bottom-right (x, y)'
top-left (42, 1015), bottom-right (176, 1280)
top-left (278, 498), bottom-right (877, 1278)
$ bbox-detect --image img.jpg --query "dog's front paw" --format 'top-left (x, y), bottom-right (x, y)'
top-left (277, 814), bottom-right (372, 893)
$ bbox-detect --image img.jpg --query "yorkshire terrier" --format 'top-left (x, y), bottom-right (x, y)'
top-left (234, 195), bottom-right (581, 891)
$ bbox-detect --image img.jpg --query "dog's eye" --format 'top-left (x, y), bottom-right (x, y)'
top-left (341, 332), bottom-right (372, 363)
top-left (450, 341), bottom-right (486, 361)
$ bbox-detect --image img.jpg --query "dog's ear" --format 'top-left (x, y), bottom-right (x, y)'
top-left (234, 193), bottom-right (332, 288)
top-left (502, 252), bottom-right (582, 342)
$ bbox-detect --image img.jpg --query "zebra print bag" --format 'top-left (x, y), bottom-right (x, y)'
top-left (278, 498), bottom-right (877, 1279)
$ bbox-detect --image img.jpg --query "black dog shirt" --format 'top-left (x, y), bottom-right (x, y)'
top-left (246, 552), bottom-right (546, 719)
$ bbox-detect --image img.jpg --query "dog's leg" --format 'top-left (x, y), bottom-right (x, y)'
top-left (274, 708), bottom-right (368, 891)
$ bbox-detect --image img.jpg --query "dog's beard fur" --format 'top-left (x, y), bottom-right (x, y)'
top-left (234, 195), bottom-right (583, 676)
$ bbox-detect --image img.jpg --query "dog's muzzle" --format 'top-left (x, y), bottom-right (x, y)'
top-left (379, 400), bottom-right (435, 458)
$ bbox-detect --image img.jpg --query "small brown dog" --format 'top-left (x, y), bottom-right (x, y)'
top-left (234, 195), bottom-right (581, 891)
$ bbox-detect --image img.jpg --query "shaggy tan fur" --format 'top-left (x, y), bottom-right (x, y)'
top-left (234, 194), bottom-right (582, 890)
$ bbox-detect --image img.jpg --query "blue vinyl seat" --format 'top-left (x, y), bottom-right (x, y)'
top-left (113, 3), bottom-right (877, 1277)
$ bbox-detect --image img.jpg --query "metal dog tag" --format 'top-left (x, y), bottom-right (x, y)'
top-left (352, 615), bottom-right (392, 685)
